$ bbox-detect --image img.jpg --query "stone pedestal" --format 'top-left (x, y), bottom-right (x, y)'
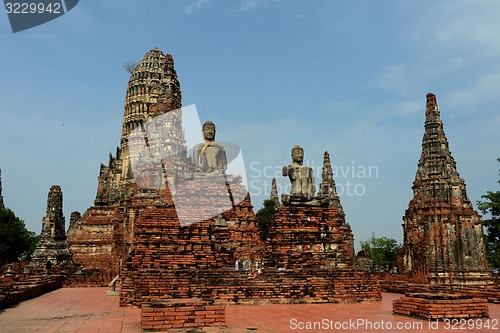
top-left (266, 205), bottom-right (354, 269)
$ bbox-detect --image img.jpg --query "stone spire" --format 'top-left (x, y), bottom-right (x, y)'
top-left (319, 151), bottom-right (344, 214)
top-left (398, 93), bottom-right (489, 284)
top-left (413, 93), bottom-right (463, 205)
top-left (0, 169), bottom-right (4, 211)
top-left (94, 48), bottom-right (187, 204)
top-left (41, 185), bottom-right (66, 240)
top-left (31, 185), bottom-right (72, 268)
top-left (269, 177), bottom-right (279, 205)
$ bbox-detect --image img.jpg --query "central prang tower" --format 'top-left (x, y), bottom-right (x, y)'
top-left (398, 93), bottom-right (490, 284)
top-left (94, 48), bottom-right (186, 206)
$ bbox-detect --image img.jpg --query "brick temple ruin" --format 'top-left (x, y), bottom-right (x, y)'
top-left (62, 49), bottom-right (379, 331)
top-left (31, 185), bottom-right (72, 269)
top-left (1, 49), bottom-right (498, 329)
top-left (397, 93), bottom-right (490, 285)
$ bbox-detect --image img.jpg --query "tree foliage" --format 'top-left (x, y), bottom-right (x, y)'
top-left (256, 199), bottom-right (277, 240)
top-left (360, 233), bottom-right (400, 271)
top-left (477, 157), bottom-right (500, 269)
top-left (0, 208), bottom-right (39, 264)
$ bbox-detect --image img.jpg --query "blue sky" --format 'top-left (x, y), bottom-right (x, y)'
top-left (1, 0), bottom-right (499, 249)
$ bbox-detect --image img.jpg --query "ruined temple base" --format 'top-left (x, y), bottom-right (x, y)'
top-left (30, 238), bottom-right (72, 269)
top-left (121, 268), bottom-right (381, 307)
top-left (428, 272), bottom-right (493, 286)
top-left (393, 293), bottom-right (489, 320)
top-left (379, 279), bottom-right (500, 304)
top-left (267, 205), bottom-right (354, 270)
top-left (141, 298), bottom-right (225, 332)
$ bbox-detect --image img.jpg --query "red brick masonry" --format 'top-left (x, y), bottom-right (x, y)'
top-left (393, 292), bottom-right (489, 320)
top-left (122, 268), bottom-right (381, 307)
top-left (0, 275), bottom-right (62, 309)
top-left (141, 298), bottom-right (225, 332)
top-left (381, 280), bottom-right (500, 304)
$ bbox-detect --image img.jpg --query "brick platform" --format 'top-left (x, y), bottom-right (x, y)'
top-left (380, 280), bottom-right (500, 304)
top-left (393, 292), bottom-right (489, 320)
top-left (0, 275), bottom-right (62, 309)
top-left (141, 298), bottom-right (225, 331)
top-left (122, 268), bottom-right (381, 307)
top-left (267, 203), bottom-right (354, 270)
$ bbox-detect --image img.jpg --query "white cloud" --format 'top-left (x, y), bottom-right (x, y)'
top-left (404, 0), bottom-right (500, 59)
top-left (430, 1), bottom-right (500, 57)
top-left (447, 71), bottom-right (500, 108)
top-left (373, 64), bottom-right (409, 92)
top-left (390, 100), bottom-right (421, 116)
top-left (184, 0), bottom-right (211, 14)
top-left (238, 0), bottom-right (279, 12)
top-left (325, 100), bottom-right (359, 116)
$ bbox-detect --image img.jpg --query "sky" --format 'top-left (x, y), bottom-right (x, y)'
top-left (1, 0), bottom-right (500, 250)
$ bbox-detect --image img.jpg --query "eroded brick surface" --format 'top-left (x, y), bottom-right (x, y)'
top-left (267, 205), bottom-right (354, 270)
top-left (398, 93), bottom-right (490, 284)
top-left (141, 298), bottom-right (225, 332)
top-left (31, 185), bottom-right (72, 269)
top-left (393, 292), bottom-right (489, 319)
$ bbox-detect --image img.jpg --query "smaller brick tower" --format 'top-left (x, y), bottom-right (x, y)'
top-left (31, 185), bottom-right (72, 268)
top-left (398, 93), bottom-right (490, 284)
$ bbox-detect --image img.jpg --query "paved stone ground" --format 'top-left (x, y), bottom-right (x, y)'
top-left (0, 288), bottom-right (140, 333)
top-left (0, 288), bottom-right (499, 332)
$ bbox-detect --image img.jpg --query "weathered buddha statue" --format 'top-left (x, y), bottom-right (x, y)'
top-left (282, 145), bottom-right (317, 205)
top-left (192, 120), bottom-right (227, 174)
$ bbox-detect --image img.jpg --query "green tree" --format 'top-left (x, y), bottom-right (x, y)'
top-left (477, 157), bottom-right (500, 269)
top-left (360, 233), bottom-right (400, 271)
top-left (256, 199), bottom-right (277, 240)
top-left (0, 208), bottom-right (39, 264)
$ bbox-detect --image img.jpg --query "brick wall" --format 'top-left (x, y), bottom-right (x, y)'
top-left (141, 298), bottom-right (224, 331)
top-left (121, 268), bottom-right (381, 307)
top-left (0, 275), bottom-right (62, 309)
top-left (267, 205), bottom-right (354, 270)
top-left (67, 205), bottom-right (119, 275)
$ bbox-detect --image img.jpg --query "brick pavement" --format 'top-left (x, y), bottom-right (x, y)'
top-left (0, 288), bottom-right (499, 332)
top-left (225, 293), bottom-right (500, 332)
top-left (0, 288), bottom-right (140, 333)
